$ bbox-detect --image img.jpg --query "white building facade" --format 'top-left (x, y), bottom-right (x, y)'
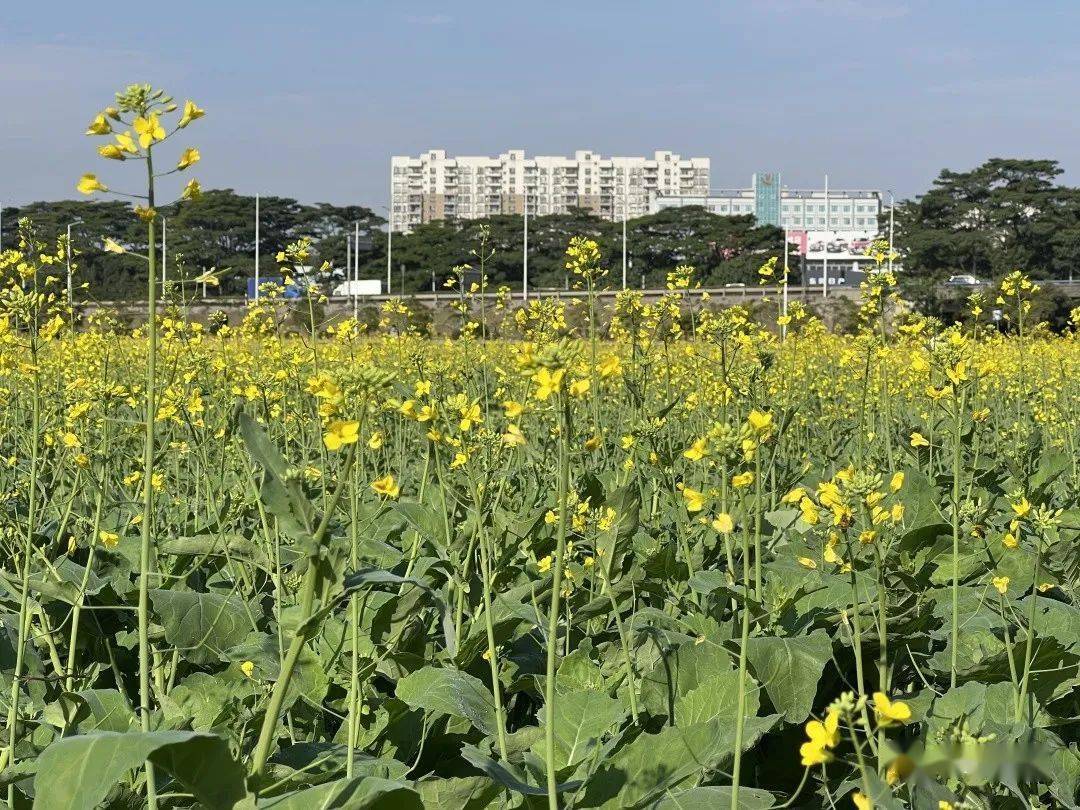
top-left (390, 149), bottom-right (710, 233)
top-left (649, 174), bottom-right (883, 232)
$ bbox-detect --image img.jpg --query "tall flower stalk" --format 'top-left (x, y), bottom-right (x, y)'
top-left (79, 84), bottom-right (204, 809)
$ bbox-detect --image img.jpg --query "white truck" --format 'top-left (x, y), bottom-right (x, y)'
top-left (332, 279), bottom-right (382, 297)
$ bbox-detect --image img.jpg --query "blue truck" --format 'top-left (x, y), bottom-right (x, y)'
top-left (246, 276), bottom-right (303, 300)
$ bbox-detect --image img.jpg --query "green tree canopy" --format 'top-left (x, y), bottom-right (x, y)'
top-left (893, 158), bottom-right (1080, 283)
top-left (2, 194), bottom-right (786, 298)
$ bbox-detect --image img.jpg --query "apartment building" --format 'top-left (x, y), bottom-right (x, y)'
top-left (650, 173), bottom-right (883, 232)
top-left (389, 149), bottom-right (710, 232)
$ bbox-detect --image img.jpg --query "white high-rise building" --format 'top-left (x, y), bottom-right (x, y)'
top-left (389, 149), bottom-right (710, 233)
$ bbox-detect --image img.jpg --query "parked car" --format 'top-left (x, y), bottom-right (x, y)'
top-left (826, 240), bottom-right (847, 253)
top-left (945, 274), bottom-right (985, 287)
top-left (808, 241), bottom-right (826, 253)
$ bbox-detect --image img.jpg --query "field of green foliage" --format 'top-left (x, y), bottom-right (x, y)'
top-left (1, 83), bottom-right (1079, 810)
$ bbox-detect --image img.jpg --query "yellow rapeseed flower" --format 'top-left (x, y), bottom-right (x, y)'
top-left (176, 147), bottom-right (200, 170)
top-left (85, 114), bottom-right (112, 135)
top-left (800, 708), bottom-right (840, 766)
top-left (681, 486), bottom-right (705, 512)
top-left (747, 409), bottom-right (773, 435)
top-left (873, 692), bottom-right (912, 727)
top-left (133, 113), bottom-right (166, 148)
top-left (178, 100), bottom-right (206, 128)
top-left (371, 474), bottom-right (400, 499)
top-left (323, 420), bottom-right (359, 451)
top-left (712, 513), bottom-right (734, 534)
top-left (683, 437), bottom-right (708, 461)
top-left (533, 368), bottom-right (565, 401)
top-left (77, 174), bottom-right (108, 195)
top-left (731, 471), bottom-right (754, 489)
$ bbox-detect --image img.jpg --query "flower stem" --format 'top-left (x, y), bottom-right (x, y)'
top-left (545, 396), bottom-right (571, 810)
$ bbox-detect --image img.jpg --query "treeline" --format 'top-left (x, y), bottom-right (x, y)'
top-left (363, 206), bottom-right (785, 294)
top-left (0, 191), bottom-right (784, 298)
top-left (5, 158), bottom-right (1080, 302)
top-left (0, 191), bottom-right (382, 299)
top-left (895, 158), bottom-right (1080, 314)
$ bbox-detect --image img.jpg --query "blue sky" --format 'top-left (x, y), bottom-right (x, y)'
top-left (3, 0), bottom-right (1079, 207)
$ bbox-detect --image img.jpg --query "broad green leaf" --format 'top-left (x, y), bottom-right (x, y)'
top-left (72, 689), bottom-right (136, 732)
top-left (168, 672), bottom-right (257, 731)
top-left (648, 786), bottom-right (775, 808)
top-left (415, 776), bottom-right (500, 809)
top-left (32, 730), bottom-right (247, 810)
top-left (159, 533), bottom-right (268, 566)
top-left (149, 588), bottom-right (254, 665)
top-left (267, 743), bottom-right (407, 790)
top-left (239, 411), bottom-right (289, 479)
top-left (579, 715), bottom-right (777, 808)
top-left (532, 688), bottom-right (625, 770)
top-left (640, 640), bottom-right (734, 720)
top-left (395, 666), bottom-right (497, 737)
top-left (256, 776), bottom-right (422, 809)
top-left (556, 643), bottom-right (605, 694)
top-left (744, 629), bottom-right (831, 723)
top-left (674, 669), bottom-right (757, 726)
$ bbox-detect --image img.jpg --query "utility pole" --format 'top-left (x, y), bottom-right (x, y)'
top-left (523, 191), bottom-right (529, 301)
top-left (353, 220), bottom-right (360, 318)
top-left (822, 174), bottom-right (829, 299)
top-left (887, 189), bottom-right (895, 274)
top-left (161, 217), bottom-right (167, 301)
top-left (254, 194), bottom-right (260, 300)
top-left (621, 182), bottom-right (628, 290)
top-left (782, 229), bottom-right (789, 342)
top-left (386, 175), bottom-right (393, 295)
top-left (66, 219), bottom-right (82, 307)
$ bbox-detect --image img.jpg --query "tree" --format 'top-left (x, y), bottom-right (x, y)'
top-left (1, 191), bottom-right (384, 298)
top-left (359, 205), bottom-right (785, 292)
top-left (3, 195), bottom-right (785, 298)
top-left (893, 158), bottom-right (1080, 285)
